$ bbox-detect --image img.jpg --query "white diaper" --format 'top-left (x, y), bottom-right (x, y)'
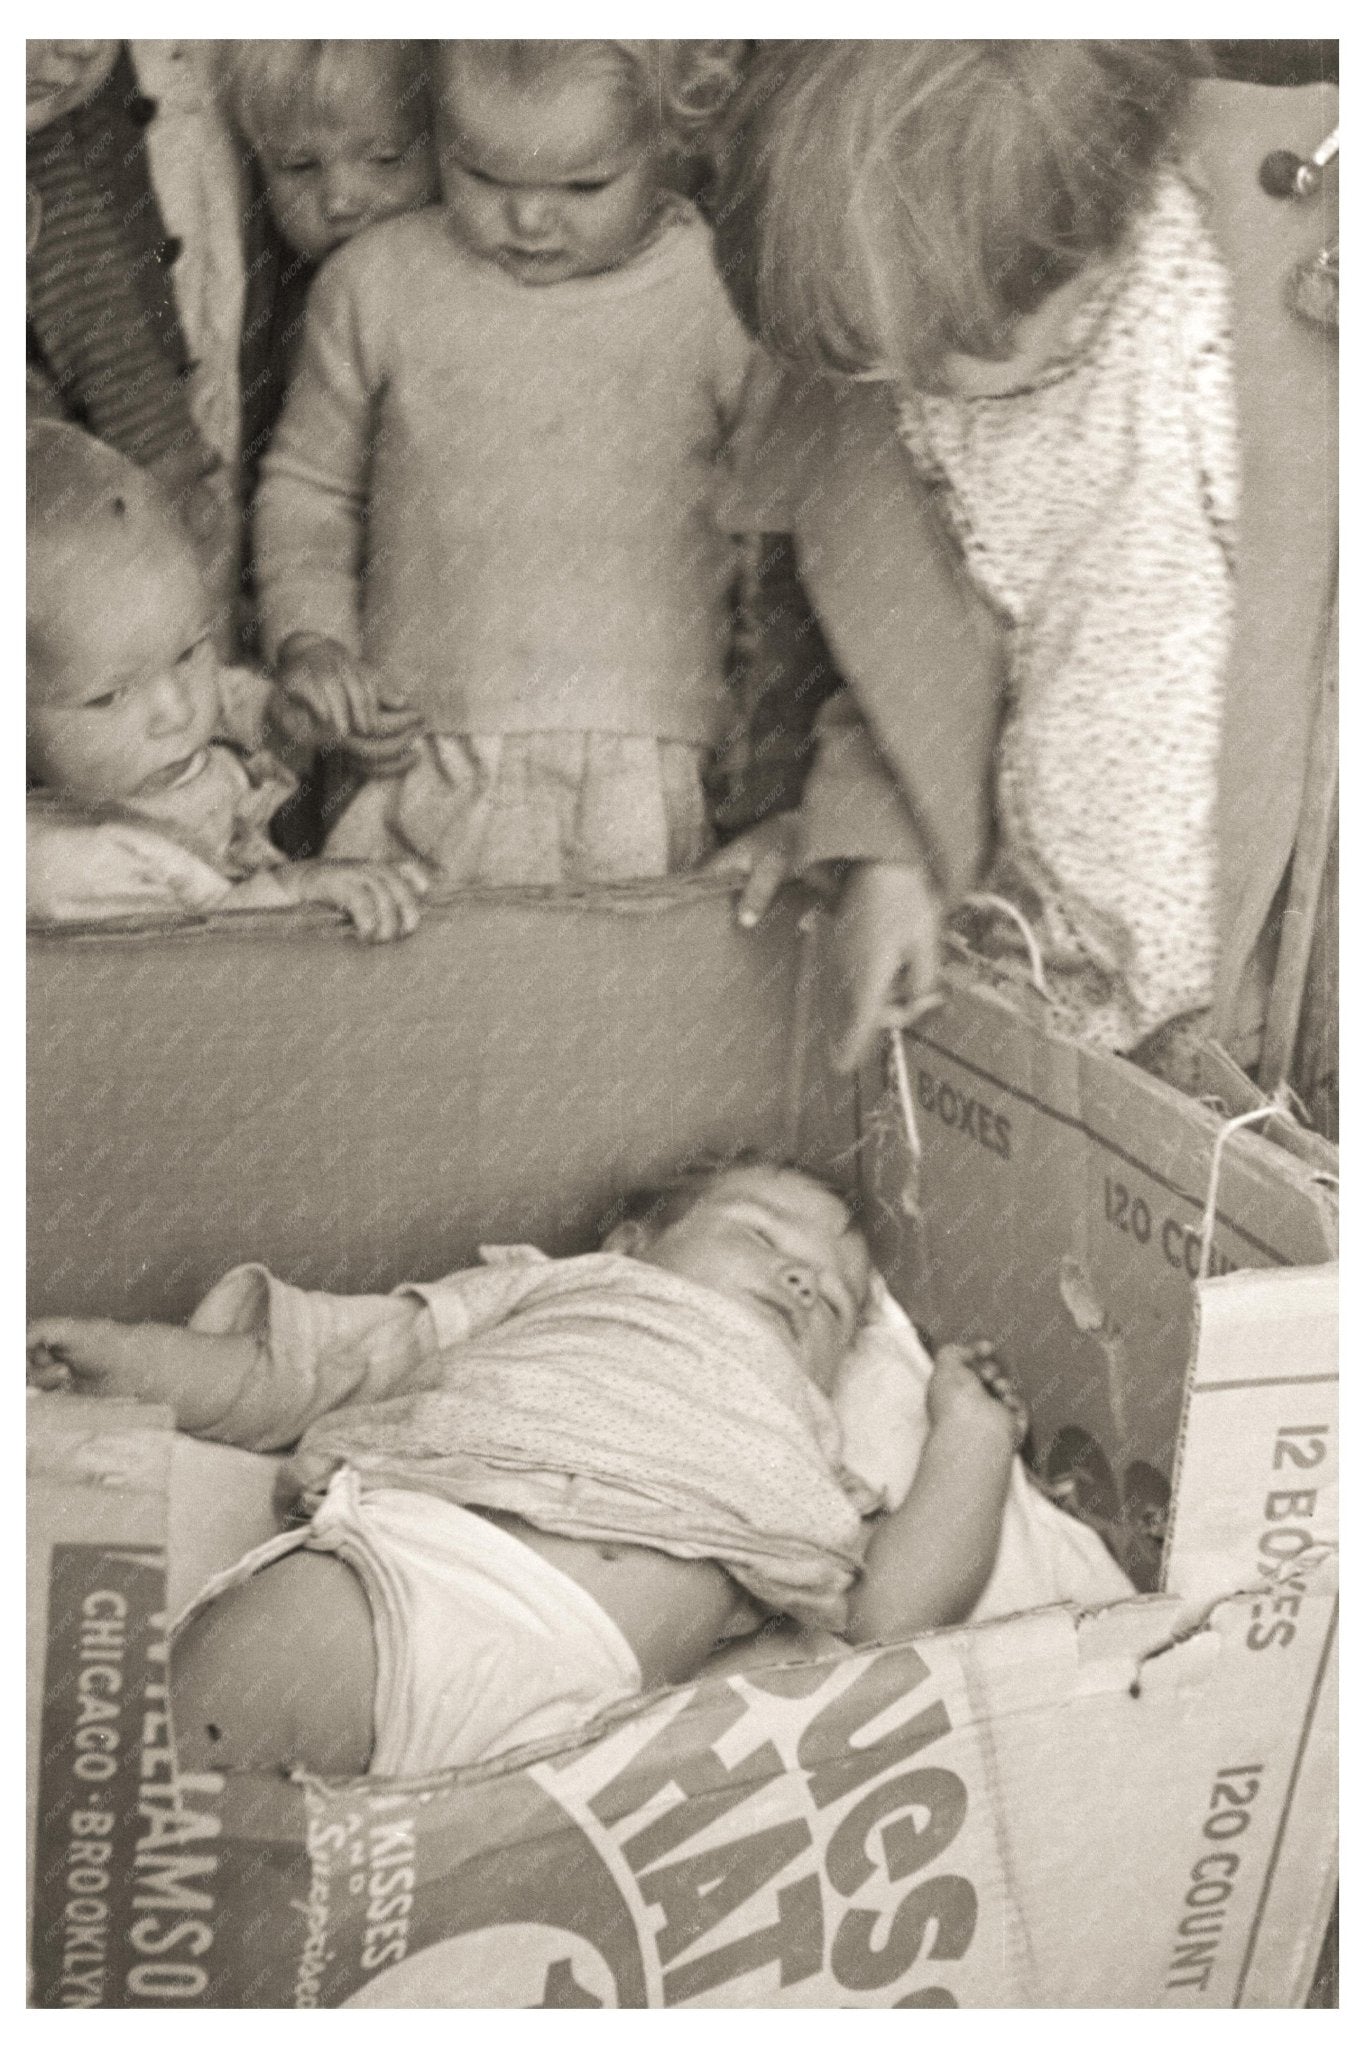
top-left (174, 1467), bottom-right (643, 1777)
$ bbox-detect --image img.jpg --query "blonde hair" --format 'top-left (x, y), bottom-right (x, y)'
top-left (715, 39), bottom-right (1206, 385)
top-left (437, 40), bottom-right (746, 157)
top-left (223, 40), bottom-right (430, 154)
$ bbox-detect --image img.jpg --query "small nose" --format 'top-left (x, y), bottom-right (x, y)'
top-left (322, 164), bottom-right (364, 221)
top-left (777, 1261), bottom-right (818, 1310)
top-left (507, 189), bottom-right (554, 241)
top-left (146, 671), bottom-right (194, 732)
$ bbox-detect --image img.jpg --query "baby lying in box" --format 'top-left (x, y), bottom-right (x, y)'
top-left (28, 1160), bottom-right (1129, 1779)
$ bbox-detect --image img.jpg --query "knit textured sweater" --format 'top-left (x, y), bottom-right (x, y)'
top-left (256, 207), bottom-right (753, 743)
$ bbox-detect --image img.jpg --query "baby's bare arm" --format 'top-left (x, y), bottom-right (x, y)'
top-left (27, 1316), bottom-right (259, 1435)
top-left (847, 1344), bottom-right (1021, 1644)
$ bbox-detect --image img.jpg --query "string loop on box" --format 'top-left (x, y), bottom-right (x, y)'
top-left (886, 1025), bottom-right (922, 1174)
top-left (959, 892), bottom-right (1050, 996)
top-left (1197, 1104), bottom-right (1283, 1282)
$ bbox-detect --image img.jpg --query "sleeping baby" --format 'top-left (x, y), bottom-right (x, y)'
top-left (27, 1159), bottom-right (1127, 1779)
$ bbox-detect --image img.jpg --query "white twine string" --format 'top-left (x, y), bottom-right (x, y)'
top-left (1197, 1104), bottom-right (1283, 1282)
top-left (886, 1025), bottom-right (922, 1174)
top-left (960, 892), bottom-right (1050, 996)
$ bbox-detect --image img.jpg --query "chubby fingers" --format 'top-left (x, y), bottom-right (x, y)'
top-left (341, 714), bottom-right (428, 776)
top-left (935, 1338), bottom-right (998, 1374)
top-left (281, 669), bottom-right (352, 743)
top-left (335, 660), bottom-right (382, 735)
top-left (351, 863), bottom-right (429, 943)
top-left (734, 841), bottom-right (792, 929)
top-left (341, 664), bottom-right (422, 737)
top-left (962, 1343), bottom-right (1030, 1447)
top-left (701, 820), bottom-right (798, 930)
top-left (27, 1318), bottom-right (78, 1388)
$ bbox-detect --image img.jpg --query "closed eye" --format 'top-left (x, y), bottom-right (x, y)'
top-left (82, 688), bottom-right (126, 711)
top-left (566, 177), bottom-right (611, 194)
top-left (278, 157), bottom-right (320, 175)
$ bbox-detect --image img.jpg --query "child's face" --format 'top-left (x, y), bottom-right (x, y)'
top-left (435, 63), bottom-right (664, 287)
top-left (28, 550), bottom-right (220, 804)
top-left (27, 39), bottom-right (119, 133)
top-left (262, 65), bottom-right (436, 262)
top-left (622, 1167), bottom-right (871, 1394)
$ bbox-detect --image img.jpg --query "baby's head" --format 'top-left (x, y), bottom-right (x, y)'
top-left (716, 38), bottom-right (1204, 394)
top-left (225, 40), bottom-right (437, 262)
top-left (604, 1157), bottom-right (872, 1394)
top-left (27, 426), bottom-right (220, 805)
top-left (432, 39), bottom-right (744, 286)
top-left (26, 40), bottom-right (120, 134)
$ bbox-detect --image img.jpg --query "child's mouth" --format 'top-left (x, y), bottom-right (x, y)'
top-left (136, 749), bottom-right (208, 795)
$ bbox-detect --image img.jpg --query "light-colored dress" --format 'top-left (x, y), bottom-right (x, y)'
top-left (896, 167), bottom-right (1239, 1052)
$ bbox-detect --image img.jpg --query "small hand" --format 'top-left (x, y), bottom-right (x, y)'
top-left (288, 858), bottom-right (431, 943)
top-left (702, 810), bottom-right (802, 928)
top-left (276, 635), bottom-right (426, 775)
top-left (830, 860), bottom-right (946, 1073)
top-left (928, 1340), bottom-right (1029, 1450)
top-left (27, 1316), bottom-right (134, 1397)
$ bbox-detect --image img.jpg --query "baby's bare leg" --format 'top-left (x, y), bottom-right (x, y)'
top-left (172, 1553), bottom-right (376, 1776)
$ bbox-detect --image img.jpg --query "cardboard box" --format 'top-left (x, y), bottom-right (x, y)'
top-left (27, 887), bottom-right (1338, 2006)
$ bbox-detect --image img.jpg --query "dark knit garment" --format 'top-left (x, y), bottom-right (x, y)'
top-left (26, 44), bottom-right (196, 467)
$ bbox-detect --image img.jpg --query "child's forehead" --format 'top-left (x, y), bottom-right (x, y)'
top-left (283, 61), bottom-right (421, 140)
top-left (29, 550), bottom-right (207, 703)
top-left (439, 61), bottom-right (640, 164)
top-left (704, 1168), bottom-right (855, 1238)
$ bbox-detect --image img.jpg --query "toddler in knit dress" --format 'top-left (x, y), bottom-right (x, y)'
top-left (715, 41), bottom-right (1289, 1073)
top-left (255, 39), bottom-right (753, 886)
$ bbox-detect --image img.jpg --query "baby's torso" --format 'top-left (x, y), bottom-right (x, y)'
top-left (289, 1252), bottom-right (865, 1630)
top-left (474, 1508), bottom-right (745, 1688)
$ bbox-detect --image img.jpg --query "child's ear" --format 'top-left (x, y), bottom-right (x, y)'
top-left (602, 1219), bottom-right (650, 1258)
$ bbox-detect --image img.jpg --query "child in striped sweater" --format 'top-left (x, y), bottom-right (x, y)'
top-left (26, 40), bottom-right (245, 628)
